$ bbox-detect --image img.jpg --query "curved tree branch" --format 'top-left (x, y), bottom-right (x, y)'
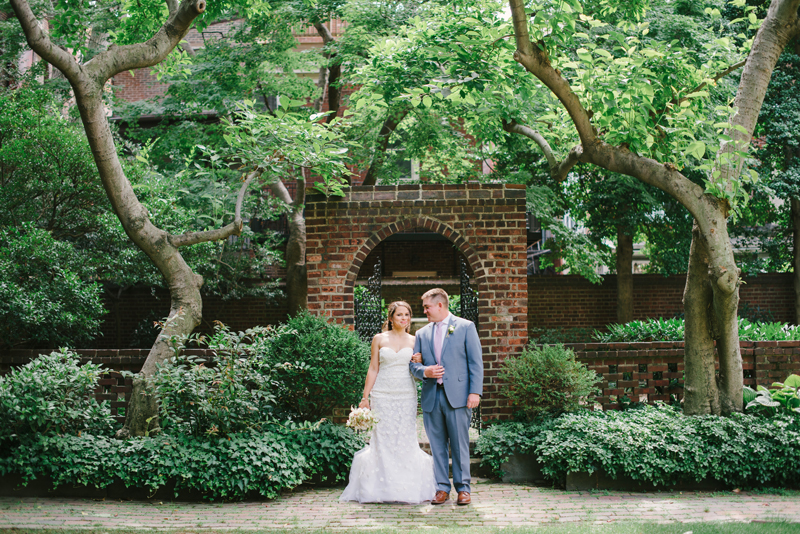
top-left (9, 0), bottom-right (83, 82)
top-left (85, 0), bottom-right (206, 82)
top-left (169, 170), bottom-right (260, 248)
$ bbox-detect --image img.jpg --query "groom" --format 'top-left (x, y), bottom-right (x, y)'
top-left (410, 288), bottom-right (483, 505)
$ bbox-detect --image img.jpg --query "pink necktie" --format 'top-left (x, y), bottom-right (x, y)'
top-left (434, 321), bottom-right (446, 384)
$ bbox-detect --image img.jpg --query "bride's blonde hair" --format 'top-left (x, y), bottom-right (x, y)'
top-left (382, 301), bottom-right (413, 333)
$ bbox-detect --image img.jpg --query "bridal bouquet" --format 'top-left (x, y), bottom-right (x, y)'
top-left (346, 406), bottom-right (378, 433)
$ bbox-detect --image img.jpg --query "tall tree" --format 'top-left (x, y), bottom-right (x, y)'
top-left (505, 0), bottom-right (800, 414)
top-left (8, 0), bottom-right (263, 437)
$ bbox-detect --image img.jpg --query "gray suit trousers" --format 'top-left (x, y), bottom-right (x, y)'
top-left (424, 386), bottom-right (471, 493)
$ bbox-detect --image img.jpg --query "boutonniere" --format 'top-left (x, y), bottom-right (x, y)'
top-left (447, 325), bottom-right (455, 337)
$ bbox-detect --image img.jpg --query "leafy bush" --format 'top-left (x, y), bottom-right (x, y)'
top-left (536, 406), bottom-right (800, 488)
top-left (0, 225), bottom-right (105, 349)
top-left (474, 420), bottom-right (553, 475)
top-left (594, 317), bottom-right (800, 342)
top-left (498, 344), bottom-right (600, 420)
top-left (0, 423), bottom-right (365, 500)
top-left (0, 349), bottom-right (117, 439)
top-left (264, 312), bottom-right (370, 421)
top-left (151, 323), bottom-right (289, 436)
top-left (477, 406), bottom-right (800, 488)
top-left (593, 317), bottom-right (685, 342)
top-left (738, 319), bottom-right (800, 341)
top-left (744, 375), bottom-right (800, 417)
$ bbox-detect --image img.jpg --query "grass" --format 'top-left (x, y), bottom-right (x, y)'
top-left (3, 524), bottom-right (800, 534)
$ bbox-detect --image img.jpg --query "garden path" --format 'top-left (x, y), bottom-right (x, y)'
top-left (1, 483), bottom-right (799, 529)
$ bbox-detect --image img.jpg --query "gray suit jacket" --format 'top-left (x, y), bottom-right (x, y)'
top-left (410, 314), bottom-right (483, 412)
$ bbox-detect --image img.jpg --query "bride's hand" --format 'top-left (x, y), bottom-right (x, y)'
top-left (411, 352), bottom-right (422, 364)
top-left (358, 398), bottom-right (370, 409)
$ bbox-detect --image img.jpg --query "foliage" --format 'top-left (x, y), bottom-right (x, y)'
top-left (474, 419), bottom-right (553, 476)
top-left (593, 317), bottom-right (686, 342)
top-left (0, 87), bottom-right (105, 239)
top-left (478, 406), bottom-right (800, 488)
top-left (594, 317), bottom-right (800, 342)
top-left (0, 225), bottom-right (105, 349)
top-left (529, 327), bottom-right (594, 344)
top-left (263, 312), bottom-right (370, 421)
top-left (534, 406), bottom-right (800, 488)
top-left (0, 423), bottom-right (364, 500)
top-left (149, 323), bottom-right (285, 437)
top-left (0, 349), bottom-right (117, 440)
top-left (219, 101), bottom-right (352, 198)
top-left (744, 375), bottom-right (800, 417)
top-left (498, 344), bottom-right (600, 420)
top-left (527, 185), bottom-right (611, 284)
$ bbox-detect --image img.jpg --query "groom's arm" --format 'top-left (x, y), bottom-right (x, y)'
top-left (409, 332), bottom-right (427, 381)
top-left (465, 322), bottom-right (484, 397)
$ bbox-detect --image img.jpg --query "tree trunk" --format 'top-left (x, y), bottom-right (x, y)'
top-left (361, 105), bottom-right (411, 186)
top-left (10, 0), bottom-right (253, 436)
top-left (615, 229), bottom-right (634, 324)
top-left (683, 221), bottom-right (722, 415)
top-left (285, 207), bottom-right (307, 316)
top-left (325, 61), bottom-right (341, 123)
top-left (793, 196), bottom-right (800, 325)
top-left (270, 178), bottom-right (307, 316)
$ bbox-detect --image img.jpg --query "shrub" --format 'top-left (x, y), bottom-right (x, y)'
top-left (0, 225), bottom-right (105, 349)
top-left (0, 348), bottom-right (117, 439)
top-left (0, 423), bottom-right (365, 500)
top-left (474, 420), bottom-right (553, 475)
top-left (533, 406), bottom-right (800, 488)
top-left (151, 323), bottom-right (283, 436)
top-left (264, 311), bottom-right (370, 421)
top-left (744, 374), bottom-right (800, 417)
top-left (498, 344), bottom-right (600, 420)
top-left (593, 317), bottom-right (685, 342)
top-left (594, 317), bottom-right (800, 343)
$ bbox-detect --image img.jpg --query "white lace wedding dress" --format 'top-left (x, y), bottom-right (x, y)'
top-left (340, 347), bottom-right (436, 504)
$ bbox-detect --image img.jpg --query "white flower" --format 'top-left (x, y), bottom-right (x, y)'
top-left (447, 325), bottom-right (455, 336)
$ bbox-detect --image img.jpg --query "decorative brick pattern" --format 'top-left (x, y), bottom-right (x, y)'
top-left (3, 341), bottom-right (799, 420)
top-left (564, 340), bottom-right (800, 411)
top-left (305, 184), bottom-right (529, 420)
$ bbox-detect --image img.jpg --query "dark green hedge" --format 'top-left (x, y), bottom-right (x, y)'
top-left (0, 423), bottom-right (364, 500)
top-left (476, 406), bottom-right (800, 488)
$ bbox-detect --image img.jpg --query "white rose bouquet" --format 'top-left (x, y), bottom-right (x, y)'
top-left (346, 406), bottom-right (378, 433)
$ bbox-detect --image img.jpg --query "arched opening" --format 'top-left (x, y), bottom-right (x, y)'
top-left (346, 217), bottom-right (483, 334)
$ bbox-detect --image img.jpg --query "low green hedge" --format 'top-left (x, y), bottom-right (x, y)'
top-left (0, 422), bottom-right (364, 500)
top-left (476, 406), bottom-right (800, 488)
top-left (594, 317), bottom-right (800, 342)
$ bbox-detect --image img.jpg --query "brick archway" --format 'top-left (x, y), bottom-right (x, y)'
top-left (343, 216), bottom-right (485, 299)
top-left (305, 184), bottom-right (527, 419)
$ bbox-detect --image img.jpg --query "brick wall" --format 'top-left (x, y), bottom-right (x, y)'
top-left (565, 340), bottom-right (800, 411)
top-left (3, 341), bottom-right (798, 422)
top-left (98, 287), bottom-right (289, 348)
top-left (305, 184), bottom-right (529, 420)
top-left (64, 272), bottom-right (794, 349)
top-left (528, 272), bottom-right (796, 330)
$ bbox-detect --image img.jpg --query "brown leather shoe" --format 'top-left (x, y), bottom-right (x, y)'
top-left (431, 490), bottom-right (449, 505)
top-left (456, 491), bottom-right (471, 505)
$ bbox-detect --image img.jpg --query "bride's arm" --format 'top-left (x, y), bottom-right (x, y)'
top-left (359, 335), bottom-right (381, 408)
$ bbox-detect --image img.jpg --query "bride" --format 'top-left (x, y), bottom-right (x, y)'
top-left (340, 301), bottom-right (436, 504)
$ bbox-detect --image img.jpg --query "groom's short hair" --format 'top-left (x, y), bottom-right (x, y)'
top-left (421, 288), bottom-right (449, 306)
